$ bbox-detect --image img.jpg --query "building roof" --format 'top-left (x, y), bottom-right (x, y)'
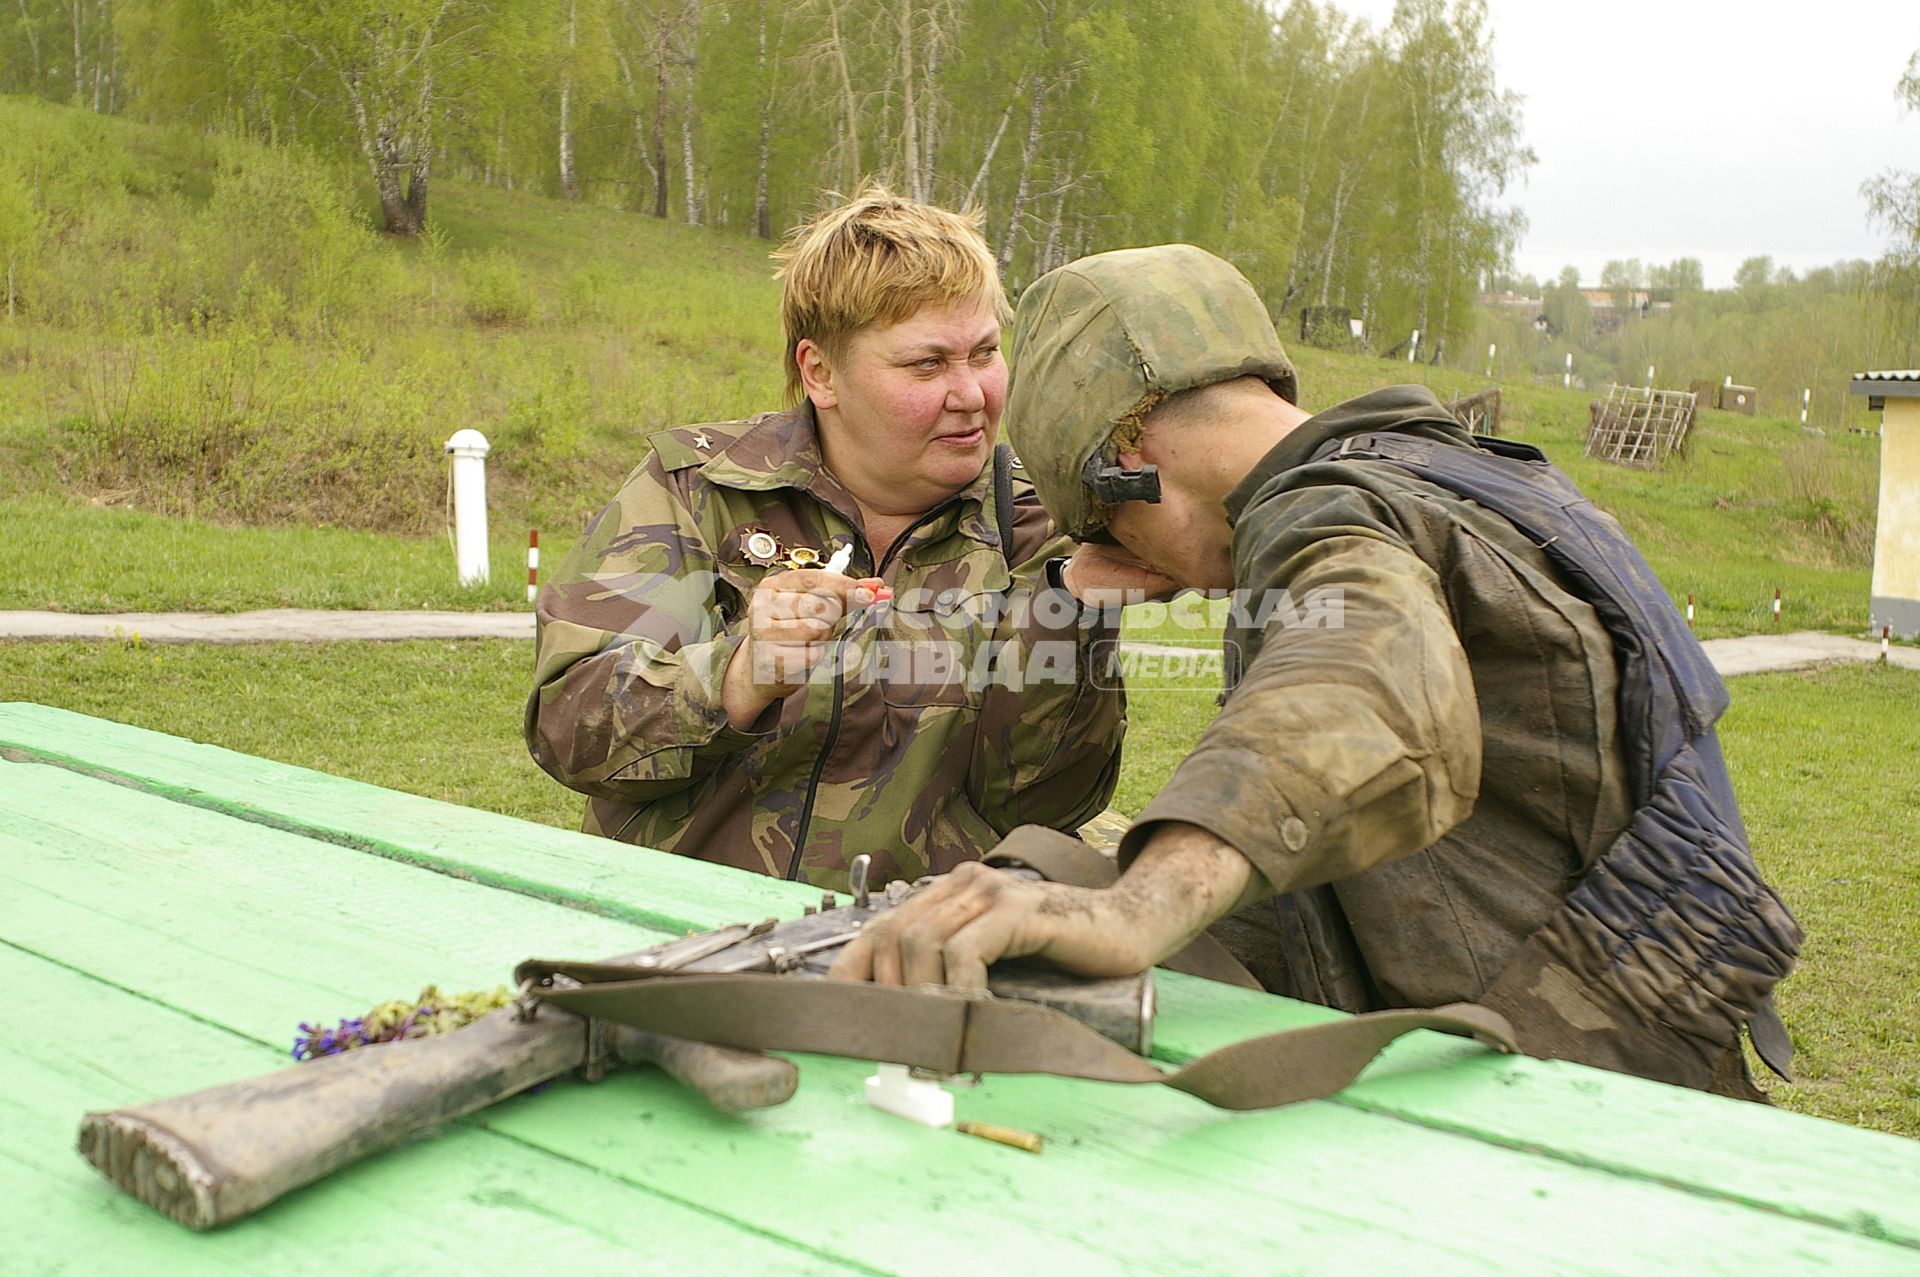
top-left (1851, 370), bottom-right (1920, 401)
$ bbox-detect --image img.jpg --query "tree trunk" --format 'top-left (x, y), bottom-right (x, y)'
top-left (558, 78), bottom-right (576, 198)
top-left (681, 57), bottom-right (699, 225)
top-left (997, 78), bottom-right (1047, 275)
top-left (1039, 184), bottom-right (1068, 275)
top-left (402, 151), bottom-right (430, 236)
top-left (559, 1), bottom-right (579, 199)
top-left (70, 0), bottom-right (83, 103)
top-left (966, 79), bottom-right (1022, 206)
top-left (821, 0), bottom-right (861, 189)
top-left (752, 0), bottom-right (774, 239)
top-left (15, 0), bottom-right (41, 85)
top-left (897, 0), bottom-right (920, 199)
top-left (920, 27), bottom-right (939, 194)
top-left (651, 47), bottom-right (669, 218)
top-left (373, 161), bottom-right (411, 235)
top-left (90, 0), bottom-right (107, 112)
top-left (1317, 174), bottom-right (1348, 307)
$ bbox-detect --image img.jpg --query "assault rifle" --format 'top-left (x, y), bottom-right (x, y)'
top-left (77, 854), bottom-right (1153, 1232)
top-left (80, 849), bottom-right (1516, 1233)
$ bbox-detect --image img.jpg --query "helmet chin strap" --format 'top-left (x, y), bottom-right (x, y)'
top-left (1081, 453), bottom-right (1163, 506)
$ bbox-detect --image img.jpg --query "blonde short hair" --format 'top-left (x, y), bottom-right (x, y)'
top-left (773, 183), bottom-right (1009, 404)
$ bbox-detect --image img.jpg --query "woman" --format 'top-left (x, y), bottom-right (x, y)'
top-left (525, 186), bottom-right (1125, 891)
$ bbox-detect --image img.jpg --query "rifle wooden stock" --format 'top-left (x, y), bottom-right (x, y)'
top-left (76, 869), bottom-right (1149, 1231)
top-left (78, 1006), bottom-right (797, 1231)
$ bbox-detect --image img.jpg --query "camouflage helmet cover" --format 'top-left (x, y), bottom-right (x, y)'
top-left (1006, 244), bottom-right (1297, 539)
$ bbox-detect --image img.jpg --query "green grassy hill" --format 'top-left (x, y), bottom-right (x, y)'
top-left (0, 95), bottom-right (1880, 635)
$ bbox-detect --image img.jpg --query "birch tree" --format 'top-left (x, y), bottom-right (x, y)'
top-left (215, 0), bottom-right (490, 236)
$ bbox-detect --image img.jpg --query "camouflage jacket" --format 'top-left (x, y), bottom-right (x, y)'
top-left (526, 405), bottom-right (1126, 891)
top-left (1126, 386), bottom-right (1635, 1016)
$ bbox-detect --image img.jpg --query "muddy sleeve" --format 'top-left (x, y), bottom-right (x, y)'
top-left (1121, 480), bottom-right (1480, 897)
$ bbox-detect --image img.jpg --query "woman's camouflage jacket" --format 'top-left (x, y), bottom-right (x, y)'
top-left (525, 405), bottom-right (1126, 890)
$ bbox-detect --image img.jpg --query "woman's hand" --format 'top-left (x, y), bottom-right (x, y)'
top-left (721, 569), bottom-right (885, 728)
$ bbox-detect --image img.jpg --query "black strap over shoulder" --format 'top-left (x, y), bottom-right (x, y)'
top-left (992, 443), bottom-right (1017, 568)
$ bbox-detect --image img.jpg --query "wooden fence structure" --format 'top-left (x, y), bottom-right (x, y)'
top-left (1584, 384), bottom-right (1698, 467)
top-left (1445, 387), bottom-right (1502, 436)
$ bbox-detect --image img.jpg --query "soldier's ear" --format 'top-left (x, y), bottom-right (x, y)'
top-left (797, 339), bottom-right (838, 411)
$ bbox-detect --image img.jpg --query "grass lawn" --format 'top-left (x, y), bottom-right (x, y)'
top-left (0, 494), bottom-right (562, 613)
top-left (6, 356), bottom-right (1874, 637)
top-left (3, 637), bottom-right (1914, 1138)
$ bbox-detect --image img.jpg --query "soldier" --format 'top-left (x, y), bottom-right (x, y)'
top-left (833, 244), bottom-right (1801, 1098)
top-left (525, 187), bottom-right (1131, 891)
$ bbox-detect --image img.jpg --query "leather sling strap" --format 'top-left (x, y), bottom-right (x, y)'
top-left (992, 443), bottom-right (1017, 568)
top-left (520, 968), bottom-right (1516, 1111)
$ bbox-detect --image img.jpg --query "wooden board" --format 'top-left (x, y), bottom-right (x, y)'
top-left (4, 702), bottom-right (1920, 1272)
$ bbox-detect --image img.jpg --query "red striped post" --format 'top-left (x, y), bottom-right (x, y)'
top-left (1772, 588), bottom-right (1781, 628)
top-left (527, 529), bottom-right (540, 603)
top-left (1685, 594), bottom-right (1695, 632)
top-left (1884, 625), bottom-right (1892, 664)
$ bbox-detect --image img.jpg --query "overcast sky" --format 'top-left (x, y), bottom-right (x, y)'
top-left (1327, 0), bottom-right (1920, 288)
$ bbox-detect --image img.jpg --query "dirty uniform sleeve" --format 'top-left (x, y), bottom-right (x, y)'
top-left (1122, 480), bottom-right (1480, 895)
top-left (972, 529), bottom-right (1127, 835)
top-left (524, 458), bottom-right (767, 804)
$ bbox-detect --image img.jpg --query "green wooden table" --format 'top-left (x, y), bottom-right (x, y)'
top-left (5, 702), bottom-right (1919, 1275)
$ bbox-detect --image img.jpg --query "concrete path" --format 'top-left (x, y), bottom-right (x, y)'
top-left (1, 610), bottom-right (1915, 677)
top-left (0, 609), bottom-right (536, 643)
top-left (1699, 630), bottom-right (1920, 675)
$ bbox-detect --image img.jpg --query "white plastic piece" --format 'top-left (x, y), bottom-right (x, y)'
top-left (445, 429), bottom-right (492, 587)
top-left (864, 1063), bottom-right (953, 1128)
top-left (824, 543), bottom-right (854, 576)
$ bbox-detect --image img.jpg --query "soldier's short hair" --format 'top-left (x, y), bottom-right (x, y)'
top-left (774, 183), bottom-right (1009, 404)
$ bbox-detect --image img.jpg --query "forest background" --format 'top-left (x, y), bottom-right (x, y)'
top-left (2, 0), bottom-right (1913, 466)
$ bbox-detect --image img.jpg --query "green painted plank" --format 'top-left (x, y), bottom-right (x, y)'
top-left (0, 760), bottom-right (672, 1045)
top-left (0, 700), bottom-right (825, 935)
top-left (4, 760), bottom-right (1915, 1273)
top-left (1155, 971), bottom-right (1920, 1250)
top-left (492, 1050), bottom-right (1920, 1276)
top-left (0, 947), bottom-right (865, 1277)
top-left (7, 703), bottom-right (1920, 1256)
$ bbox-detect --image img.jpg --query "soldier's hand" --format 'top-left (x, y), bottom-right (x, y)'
top-left (1061, 543), bottom-right (1181, 607)
top-left (826, 862), bottom-right (1153, 991)
top-left (827, 822), bottom-right (1260, 991)
top-left (722, 569), bottom-right (884, 727)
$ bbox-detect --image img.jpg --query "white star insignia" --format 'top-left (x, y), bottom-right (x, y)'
top-left (691, 430), bottom-right (712, 450)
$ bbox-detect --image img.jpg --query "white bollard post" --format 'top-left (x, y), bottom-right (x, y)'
top-left (1486, 343), bottom-right (1497, 377)
top-left (1801, 388), bottom-right (1810, 425)
top-left (1408, 329), bottom-right (1420, 362)
top-left (1564, 352), bottom-right (1573, 389)
top-left (445, 429), bottom-right (492, 587)
top-left (1646, 364), bottom-right (1655, 390)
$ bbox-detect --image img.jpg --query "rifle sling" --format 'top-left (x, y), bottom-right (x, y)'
top-left (524, 970), bottom-right (1515, 1111)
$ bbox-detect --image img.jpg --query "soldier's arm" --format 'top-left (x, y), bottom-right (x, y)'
top-left (1120, 479), bottom-right (1481, 899)
top-left (970, 522), bottom-right (1128, 836)
top-left (829, 822), bottom-right (1253, 988)
top-left (523, 458), bottom-right (769, 803)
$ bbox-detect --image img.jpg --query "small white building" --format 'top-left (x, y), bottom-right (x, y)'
top-left (1850, 371), bottom-right (1920, 638)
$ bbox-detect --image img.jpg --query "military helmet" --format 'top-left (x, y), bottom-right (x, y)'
top-left (1005, 244), bottom-right (1297, 540)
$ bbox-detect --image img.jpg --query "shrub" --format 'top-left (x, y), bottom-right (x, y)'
top-left (185, 138), bottom-right (379, 333)
top-left (461, 250), bottom-right (536, 325)
top-left (1780, 439), bottom-right (1876, 564)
